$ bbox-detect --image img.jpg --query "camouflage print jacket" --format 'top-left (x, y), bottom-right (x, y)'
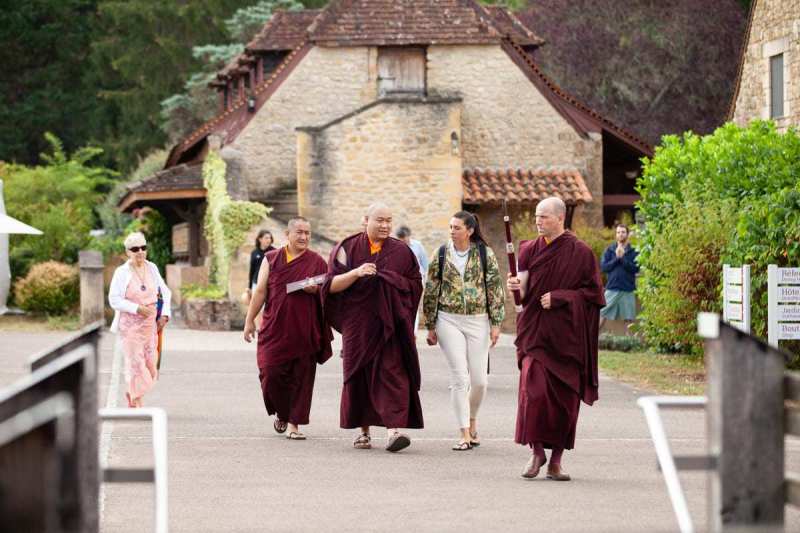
top-left (423, 241), bottom-right (506, 329)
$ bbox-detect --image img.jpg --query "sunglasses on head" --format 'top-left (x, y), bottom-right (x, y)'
top-left (128, 245), bottom-right (147, 252)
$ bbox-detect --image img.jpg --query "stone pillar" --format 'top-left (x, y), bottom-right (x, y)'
top-left (79, 250), bottom-right (104, 326)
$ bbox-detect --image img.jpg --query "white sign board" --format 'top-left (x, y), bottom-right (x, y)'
top-left (723, 264), bottom-right (750, 333)
top-left (768, 265), bottom-right (800, 346)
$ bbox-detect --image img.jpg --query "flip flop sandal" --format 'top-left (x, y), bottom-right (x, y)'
top-left (353, 433), bottom-right (372, 449)
top-left (469, 431), bottom-right (480, 447)
top-left (125, 392), bottom-right (134, 408)
top-left (273, 419), bottom-right (288, 434)
top-left (452, 441), bottom-right (473, 451)
top-left (385, 432), bottom-right (411, 453)
top-left (286, 432), bottom-right (306, 440)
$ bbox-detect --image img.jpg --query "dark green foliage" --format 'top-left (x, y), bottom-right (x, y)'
top-left (0, 0), bottom-right (99, 165)
top-left (636, 121), bottom-right (800, 364)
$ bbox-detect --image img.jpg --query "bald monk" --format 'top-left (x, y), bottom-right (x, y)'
top-left (321, 203), bottom-right (424, 452)
top-left (507, 197), bottom-right (605, 480)
top-left (244, 216), bottom-right (332, 440)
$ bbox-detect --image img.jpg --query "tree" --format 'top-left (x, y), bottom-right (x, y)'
top-left (85, 0), bottom-right (255, 171)
top-left (160, 1), bottom-right (304, 144)
top-left (1, 133), bottom-right (117, 278)
top-left (0, 0), bottom-right (99, 165)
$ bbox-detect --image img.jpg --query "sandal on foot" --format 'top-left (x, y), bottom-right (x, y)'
top-left (452, 440), bottom-right (473, 451)
top-left (353, 433), bottom-right (372, 449)
top-left (286, 431), bottom-right (306, 440)
top-left (273, 419), bottom-right (288, 434)
top-left (469, 430), bottom-right (480, 447)
top-left (385, 432), bottom-right (411, 453)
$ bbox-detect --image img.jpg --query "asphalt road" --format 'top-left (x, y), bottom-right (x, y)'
top-left (2, 328), bottom-right (799, 532)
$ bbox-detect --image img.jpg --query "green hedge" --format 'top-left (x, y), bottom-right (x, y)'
top-left (14, 261), bottom-right (79, 315)
top-left (637, 120), bottom-right (800, 364)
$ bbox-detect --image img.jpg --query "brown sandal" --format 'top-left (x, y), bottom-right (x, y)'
top-left (385, 432), bottom-right (411, 453)
top-left (286, 431), bottom-right (306, 440)
top-left (469, 430), bottom-right (480, 447)
top-left (273, 419), bottom-right (288, 434)
top-left (353, 433), bottom-right (371, 449)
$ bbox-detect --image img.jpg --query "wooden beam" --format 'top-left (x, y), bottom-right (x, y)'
top-left (118, 189), bottom-right (206, 213)
top-left (603, 194), bottom-right (640, 207)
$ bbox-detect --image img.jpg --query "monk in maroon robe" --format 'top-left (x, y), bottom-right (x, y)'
top-left (322, 203), bottom-right (424, 453)
top-left (244, 217), bottom-right (332, 440)
top-left (507, 197), bottom-right (605, 480)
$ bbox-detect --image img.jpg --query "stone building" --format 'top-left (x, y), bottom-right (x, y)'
top-left (730, 0), bottom-right (800, 129)
top-left (119, 0), bottom-right (652, 328)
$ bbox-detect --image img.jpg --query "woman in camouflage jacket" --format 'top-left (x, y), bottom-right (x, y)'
top-left (423, 211), bottom-right (505, 451)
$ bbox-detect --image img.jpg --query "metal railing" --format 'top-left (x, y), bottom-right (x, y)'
top-left (99, 407), bottom-right (169, 533)
top-left (637, 395), bottom-right (707, 533)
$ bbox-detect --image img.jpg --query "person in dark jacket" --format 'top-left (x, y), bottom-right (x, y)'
top-left (599, 224), bottom-right (639, 328)
top-left (248, 230), bottom-right (275, 294)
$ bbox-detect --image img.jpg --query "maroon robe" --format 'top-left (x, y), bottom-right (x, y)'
top-left (514, 231), bottom-right (605, 449)
top-left (321, 233), bottom-right (424, 429)
top-left (257, 247), bottom-right (332, 425)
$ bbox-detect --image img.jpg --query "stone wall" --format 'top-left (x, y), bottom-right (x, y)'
top-left (732, 0), bottom-right (800, 130)
top-left (297, 97), bottom-right (463, 255)
top-left (427, 45), bottom-right (604, 225)
top-left (232, 47), bottom-right (377, 200)
top-left (232, 43), bottom-right (604, 231)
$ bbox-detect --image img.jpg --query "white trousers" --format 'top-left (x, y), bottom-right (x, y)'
top-left (435, 311), bottom-right (490, 429)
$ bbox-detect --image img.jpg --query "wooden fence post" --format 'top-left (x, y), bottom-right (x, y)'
top-left (705, 320), bottom-right (785, 531)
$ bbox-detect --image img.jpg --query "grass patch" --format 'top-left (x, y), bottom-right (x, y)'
top-left (599, 350), bottom-right (705, 395)
top-left (0, 313), bottom-right (82, 332)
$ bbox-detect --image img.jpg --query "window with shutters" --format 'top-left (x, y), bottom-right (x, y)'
top-left (377, 47), bottom-right (426, 96)
top-left (770, 53), bottom-right (784, 118)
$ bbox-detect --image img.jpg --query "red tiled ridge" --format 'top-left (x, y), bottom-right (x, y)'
top-left (502, 40), bottom-right (653, 156)
top-left (246, 9), bottom-right (321, 53)
top-left (307, 0), bottom-right (504, 46)
top-left (127, 163), bottom-right (204, 194)
top-left (168, 42), bottom-right (311, 167)
top-left (484, 5), bottom-right (544, 47)
top-left (462, 166), bottom-right (592, 205)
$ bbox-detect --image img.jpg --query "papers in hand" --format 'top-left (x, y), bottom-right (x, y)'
top-left (286, 274), bottom-right (327, 294)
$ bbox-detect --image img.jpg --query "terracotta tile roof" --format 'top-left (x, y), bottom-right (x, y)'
top-left (246, 9), bottom-right (321, 52)
top-left (126, 163), bottom-right (204, 195)
top-left (166, 43), bottom-right (313, 168)
top-left (307, 0), bottom-right (504, 46)
top-left (502, 40), bottom-right (653, 156)
top-left (462, 167), bottom-right (592, 205)
top-left (485, 6), bottom-right (544, 47)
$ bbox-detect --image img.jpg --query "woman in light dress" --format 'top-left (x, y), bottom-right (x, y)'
top-left (109, 232), bottom-right (171, 407)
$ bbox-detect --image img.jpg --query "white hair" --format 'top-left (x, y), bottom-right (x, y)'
top-left (366, 202), bottom-right (391, 218)
top-left (124, 231), bottom-right (147, 250)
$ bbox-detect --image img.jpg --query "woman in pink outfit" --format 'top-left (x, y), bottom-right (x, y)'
top-left (109, 232), bottom-right (171, 407)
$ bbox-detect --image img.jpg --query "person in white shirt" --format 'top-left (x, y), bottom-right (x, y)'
top-left (108, 232), bottom-right (171, 407)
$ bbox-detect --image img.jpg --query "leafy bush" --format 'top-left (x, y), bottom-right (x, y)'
top-left (636, 120), bottom-right (800, 361)
top-left (2, 133), bottom-right (117, 278)
top-left (181, 283), bottom-right (227, 301)
top-left (598, 333), bottom-right (646, 353)
top-left (14, 261), bottom-right (79, 315)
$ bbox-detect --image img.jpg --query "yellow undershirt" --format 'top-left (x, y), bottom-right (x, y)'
top-left (285, 247), bottom-right (295, 263)
top-left (544, 237), bottom-right (551, 245)
top-left (369, 238), bottom-right (382, 255)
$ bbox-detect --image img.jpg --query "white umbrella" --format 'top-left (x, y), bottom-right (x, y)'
top-left (0, 213), bottom-right (43, 235)
top-left (0, 179), bottom-right (43, 314)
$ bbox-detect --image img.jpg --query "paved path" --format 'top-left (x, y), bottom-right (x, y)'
top-left (2, 328), bottom-right (799, 532)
